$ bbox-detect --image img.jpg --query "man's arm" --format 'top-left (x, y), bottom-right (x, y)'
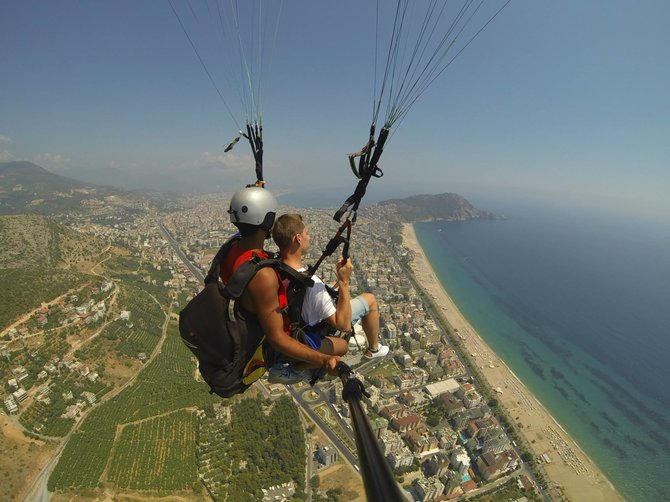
top-left (246, 268), bottom-right (339, 371)
top-left (325, 258), bottom-right (352, 331)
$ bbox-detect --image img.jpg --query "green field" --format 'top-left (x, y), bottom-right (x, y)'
top-left (198, 397), bottom-right (306, 501)
top-left (107, 283), bottom-right (164, 358)
top-left (107, 410), bottom-right (198, 490)
top-left (48, 323), bottom-right (217, 492)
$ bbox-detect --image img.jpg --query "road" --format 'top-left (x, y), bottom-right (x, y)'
top-left (158, 222), bottom-right (205, 282)
top-left (287, 385), bottom-right (359, 468)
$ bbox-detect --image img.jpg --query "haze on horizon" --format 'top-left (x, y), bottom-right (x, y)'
top-left (1, 1), bottom-right (669, 217)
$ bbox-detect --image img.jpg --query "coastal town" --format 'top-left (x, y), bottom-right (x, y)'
top-left (0, 193), bottom-right (620, 502)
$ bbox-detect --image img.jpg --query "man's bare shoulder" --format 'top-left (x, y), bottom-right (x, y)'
top-left (252, 266), bottom-right (278, 282)
top-left (247, 267), bottom-right (279, 293)
top-left (239, 267), bottom-right (279, 313)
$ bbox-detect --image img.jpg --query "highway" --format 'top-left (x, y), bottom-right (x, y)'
top-left (158, 222), bottom-right (205, 282)
top-left (287, 385), bottom-right (359, 468)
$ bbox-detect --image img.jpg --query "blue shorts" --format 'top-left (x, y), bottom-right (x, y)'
top-left (350, 295), bottom-right (371, 324)
top-left (303, 295), bottom-right (370, 350)
top-left (304, 331), bottom-right (322, 350)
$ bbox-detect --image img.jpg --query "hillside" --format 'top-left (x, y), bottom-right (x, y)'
top-left (0, 214), bottom-right (108, 329)
top-left (0, 161), bottom-right (175, 215)
top-left (0, 161), bottom-right (100, 214)
top-left (376, 193), bottom-right (503, 222)
top-left (0, 214), bottom-right (105, 270)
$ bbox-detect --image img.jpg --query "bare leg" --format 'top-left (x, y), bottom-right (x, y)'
top-left (295, 336), bottom-right (348, 369)
top-left (360, 292), bottom-right (381, 356)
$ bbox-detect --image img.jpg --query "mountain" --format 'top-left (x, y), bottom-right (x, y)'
top-left (375, 193), bottom-right (503, 222)
top-left (0, 161), bottom-right (176, 214)
top-left (0, 161), bottom-right (109, 214)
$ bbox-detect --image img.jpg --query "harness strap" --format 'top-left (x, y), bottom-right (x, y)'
top-left (243, 122), bottom-right (264, 187)
top-left (335, 126), bottom-right (388, 223)
top-left (306, 220), bottom-right (352, 278)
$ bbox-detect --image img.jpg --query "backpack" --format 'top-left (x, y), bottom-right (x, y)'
top-left (178, 237), bottom-right (313, 398)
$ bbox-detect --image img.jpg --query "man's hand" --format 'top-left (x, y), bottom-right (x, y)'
top-left (323, 355), bottom-right (341, 376)
top-left (336, 258), bottom-right (353, 285)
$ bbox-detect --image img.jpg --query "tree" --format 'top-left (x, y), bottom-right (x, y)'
top-left (310, 475), bottom-right (320, 490)
top-left (326, 488), bottom-right (343, 502)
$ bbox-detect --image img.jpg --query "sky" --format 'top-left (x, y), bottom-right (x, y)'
top-left (1, 0), bottom-right (669, 217)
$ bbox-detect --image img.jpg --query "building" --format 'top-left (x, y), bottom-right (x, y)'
top-left (12, 366), bottom-right (29, 381)
top-left (443, 474), bottom-right (465, 499)
top-left (405, 430), bottom-right (439, 457)
top-left (517, 474), bottom-right (536, 492)
top-left (412, 477), bottom-right (445, 502)
top-left (424, 378), bottom-right (460, 399)
top-left (387, 447), bottom-right (414, 470)
top-left (418, 353), bottom-right (438, 369)
top-left (379, 402), bottom-right (407, 420)
top-left (438, 392), bottom-right (465, 416)
top-left (61, 405), bottom-right (79, 420)
top-left (423, 451), bottom-right (451, 478)
top-left (81, 391), bottom-right (97, 405)
top-left (476, 450), bottom-right (519, 481)
top-left (369, 417), bottom-right (389, 439)
top-left (315, 445), bottom-right (337, 466)
top-left (395, 353), bottom-right (413, 369)
top-left (435, 426), bottom-right (459, 450)
top-left (399, 389), bottom-right (417, 405)
top-left (466, 416), bottom-right (500, 438)
top-left (380, 432), bottom-right (414, 469)
top-left (12, 388), bottom-right (28, 403)
top-left (481, 427), bottom-right (511, 455)
top-left (463, 389), bottom-right (483, 409)
top-left (390, 412), bottom-right (424, 433)
top-left (3, 396), bottom-right (18, 414)
top-left (450, 447), bottom-right (471, 476)
top-left (363, 384), bottom-right (381, 408)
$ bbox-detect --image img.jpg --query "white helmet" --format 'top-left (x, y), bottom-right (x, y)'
top-left (228, 187), bottom-right (277, 231)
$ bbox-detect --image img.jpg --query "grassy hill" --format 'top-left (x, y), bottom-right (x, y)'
top-left (0, 214), bottom-right (108, 329)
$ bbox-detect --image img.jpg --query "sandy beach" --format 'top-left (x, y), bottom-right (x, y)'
top-left (401, 223), bottom-right (622, 502)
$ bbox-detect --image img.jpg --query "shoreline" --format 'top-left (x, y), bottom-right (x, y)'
top-left (401, 223), bottom-right (622, 502)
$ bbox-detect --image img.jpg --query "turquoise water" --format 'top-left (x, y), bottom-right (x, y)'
top-left (414, 204), bottom-right (670, 501)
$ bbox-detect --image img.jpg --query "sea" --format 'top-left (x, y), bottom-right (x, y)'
top-left (413, 199), bottom-right (670, 502)
top-left (279, 189), bottom-right (670, 500)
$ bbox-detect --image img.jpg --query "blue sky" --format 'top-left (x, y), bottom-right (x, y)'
top-left (1, 1), bottom-right (669, 216)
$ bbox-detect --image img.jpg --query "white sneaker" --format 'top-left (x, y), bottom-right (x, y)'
top-left (365, 344), bottom-right (390, 359)
top-left (267, 364), bottom-right (312, 385)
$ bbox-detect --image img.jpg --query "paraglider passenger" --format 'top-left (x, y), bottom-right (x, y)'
top-left (272, 213), bottom-right (390, 361)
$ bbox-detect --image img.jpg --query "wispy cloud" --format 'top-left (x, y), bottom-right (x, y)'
top-left (200, 151), bottom-right (251, 170)
top-left (0, 135), bottom-right (11, 144)
top-left (0, 149), bottom-right (14, 161)
top-left (34, 153), bottom-right (72, 168)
